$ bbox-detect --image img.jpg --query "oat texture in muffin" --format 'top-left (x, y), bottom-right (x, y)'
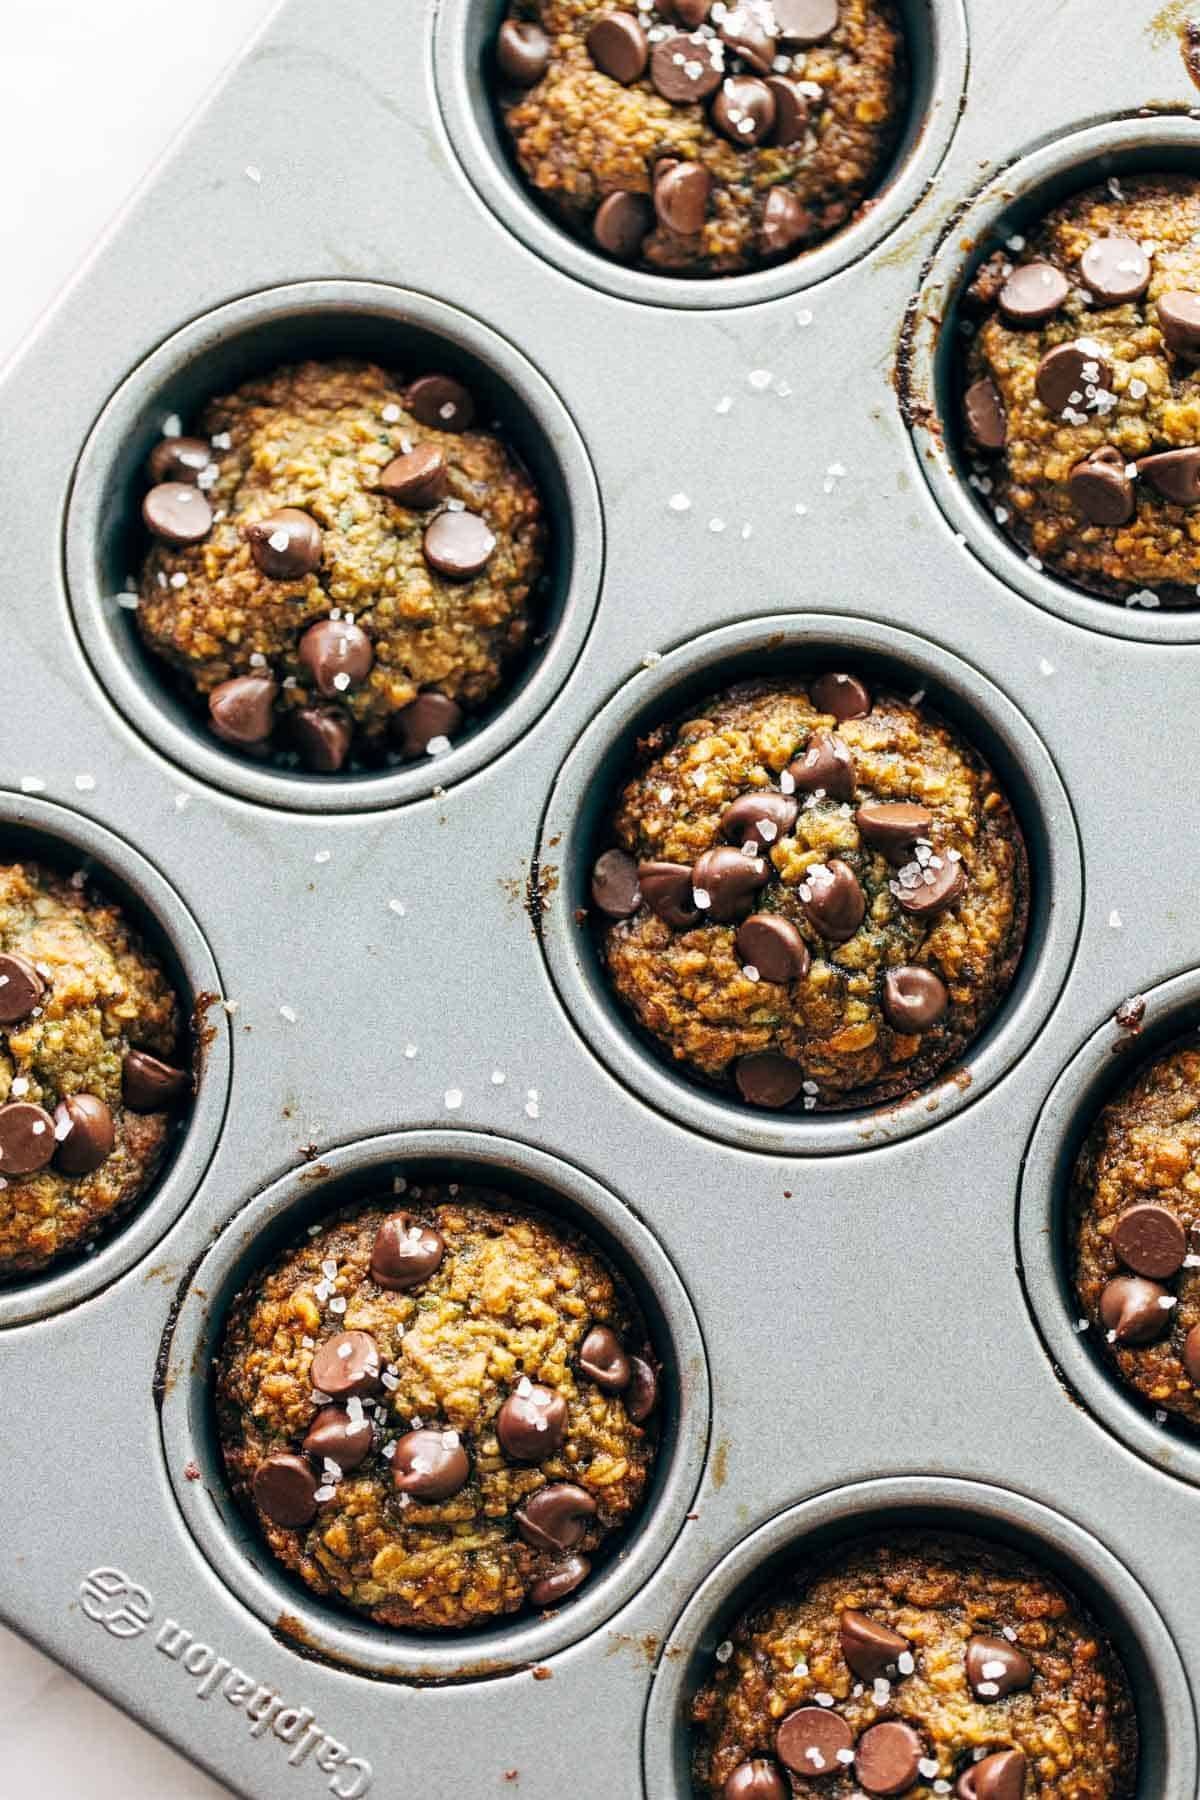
top-left (136, 360), bottom-right (545, 771)
top-left (495, 0), bottom-right (905, 277)
top-left (692, 1534), bottom-right (1137, 1798)
top-left (0, 861), bottom-right (190, 1277)
top-left (590, 672), bottom-right (1027, 1111)
top-left (1072, 1041), bottom-right (1200, 1430)
top-left (217, 1188), bottom-right (660, 1629)
top-left (961, 175), bottom-right (1200, 607)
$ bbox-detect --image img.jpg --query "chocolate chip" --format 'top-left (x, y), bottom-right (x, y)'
top-left (243, 508), bottom-right (322, 580)
top-left (965, 1635), bottom-right (1033, 1700)
top-left (496, 18), bottom-right (550, 85)
top-left (142, 481), bottom-right (214, 546)
top-left (378, 443), bottom-right (448, 508)
top-left (775, 1706), bottom-right (854, 1777)
top-left (735, 914), bottom-right (810, 983)
top-left (208, 674), bottom-right (278, 747)
top-left (651, 32), bottom-right (724, 103)
top-left (719, 8), bottom-right (776, 73)
top-left (894, 853), bottom-right (965, 918)
top-left (855, 1720), bottom-right (924, 1796)
top-left (370, 1214), bottom-right (446, 1290)
top-left (310, 1330), bottom-right (383, 1399)
top-left (298, 619), bottom-right (374, 697)
top-left (580, 1325), bottom-right (631, 1391)
top-left (800, 859), bottom-right (865, 941)
top-left (1069, 446), bottom-right (1135, 526)
top-left (303, 1406), bottom-right (374, 1472)
top-left (998, 261), bottom-right (1070, 326)
top-left (653, 159), bottom-right (712, 234)
top-left (663, 0), bottom-right (711, 19)
top-left (1111, 1203), bottom-right (1187, 1279)
top-left (529, 1554), bottom-right (592, 1608)
top-left (1137, 447), bottom-right (1200, 505)
top-left (53, 1095), bottom-right (115, 1175)
top-left (405, 375), bottom-right (474, 432)
top-left (122, 1049), bottom-right (189, 1112)
top-left (839, 1608), bottom-right (911, 1681)
top-left (812, 671), bottom-right (870, 720)
top-left (1184, 1323), bottom-right (1200, 1384)
top-left (594, 191), bottom-right (653, 259)
top-left (692, 845), bottom-right (771, 922)
top-left (392, 1426), bottom-right (470, 1500)
top-left (638, 861), bottom-right (701, 929)
top-left (591, 849), bottom-right (642, 918)
top-left (723, 1762), bottom-right (788, 1800)
top-left (0, 1101), bottom-right (55, 1174)
top-left (292, 705), bottom-right (353, 773)
top-left (772, 0), bottom-right (839, 45)
top-left (855, 801), bottom-right (933, 863)
top-left (396, 691), bottom-right (464, 756)
top-left (1099, 1274), bottom-right (1173, 1345)
top-left (515, 1482), bottom-right (597, 1550)
top-left (0, 953), bottom-right (46, 1024)
top-left (1157, 289), bottom-right (1200, 358)
top-left (252, 1453), bottom-right (319, 1528)
top-left (1035, 341), bottom-right (1112, 415)
top-left (1081, 235), bottom-right (1151, 305)
top-left (721, 790), bottom-right (798, 849)
top-left (147, 437), bottom-right (213, 485)
top-left (735, 1052), bottom-right (806, 1109)
top-left (497, 1381), bottom-right (568, 1460)
top-left (626, 1354), bottom-right (659, 1422)
top-left (765, 78), bottom-right (809, 146)
top-left (423, 509), bottom-right (496, 579)
top-left (955, 1747), bottom-right (1027, 1800)
top-left (882, 966), bottom-right (948, 1033)
top-left (586, 11), bottom-right (648, 81)
top-left (759, 188), bottom-right (807, 257)
top-left (786, 729), bottom-right (855, 802)
top-left (963, 377), bottom-right (1007, 451)
top-left (712, 75), bottom-right (776, 145)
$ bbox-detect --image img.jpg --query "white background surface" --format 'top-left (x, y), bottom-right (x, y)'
top-left (1, 5), bottom-right (278, 1791)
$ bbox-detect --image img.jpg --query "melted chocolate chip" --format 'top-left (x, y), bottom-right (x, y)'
top-left (0, 953), bottom-right (46, 1025)
top-left (405, 375), bottom-right (474, 432)
top-left (1099, 1274), bottom-right (1172, 1345)
top-left (0, 1101), bottom-right (55, 1174)
top-left (692, 845), bottom-right (770, 923)
top-left (497, 1382), bottom-right (568, 1460)
top-left (1035, 341), bottom-right (1112, 415)
top-left (1069, 446), bottom-right (1135, 526)
top-left (894, 854), bottom-right (965, 918)
top-left (423, 510), bottom-right (496, 579)
top-left (370, 1214), bottom-right (446, 1290)
top-left (626, 1354), bottom-right (659, 1422)
top-left (208, 675), bottom-right (278, 747)
top-left (1157, 290), bottom-right (1200, 359)
top-left (638, 861), bottom-right (701, 929)
top-left (122, 1049), bottom-right (189, 1112)
top-left (243, 509), bottom-right (322, 580)
top-left (772, 0), bottom-right (839, 44)
top-left (651, 33), bottom-right (724, 104)
top-left (1080, 235), bottom-right (1151, 305)
top-left (881, 966), bottom-right (949, 1033)
top-left (735, 1052), bottom-right (806, 1109)
top-left (800, 859), bottom-right (865, 942)
top-left (712, 70), bottom-right (779, 146)
top-left (653, 158), bottom-right (712, 233)
top-left (998, 261), bottom-right (1070, 326)
top-left (1184, 1323), bottom-right (1200, 1384)
top-left (586, 11), bottom-right (648, 81)
top-left (964, 376), bottom-right (1007, 452)
top-left (303, 1406), bottom-right (374, 1472)
top-left (496, 18), bottom-right (550, 85)
top-left (719, 6), bottom-right (776, 72)
top-left (292, 705), bottom-right (353, 773)
top-left (955, 1747), bottom-right (1027, 1800)
top-left (965, 1635), bottom-right (1033, 1700)
top-left (395, 691), bottom-right (464, 757)
top-left (721, 791), bottom-right (798, 849)
top-left (735, 914), bottom-right (810, 983)
top-left (811, 671), bottom-right (870, 720)
top-left (147, 437), bottom-right (213, 485)
top-left (855, 801), bottom-right (933, 863)
top-left (591, 849), bottom-right (642, 918)
top-left (839, 1608), bottom-right (911, 1681)
top-left (1111, 1203), bottom-right (1187, 1279)
top-left (298, 619), bottom-right (374, 697)
top-left (1137, 447), bottom-right (1200, 506)
top-left (310, 1330), bottom-right (383, 1399)
top-left (392, 1426), bottom-right (470, 1500)
top-left (787, 729), bottom-right (855, 802)
top-left (515, 1482), bottom-right (597, 1550)
top-left (775, 1705), bottom-right (854, 1777)
top-left (378, 443), bottom-right (448, 508)
top-left (252, 1453), bottom-right (319, 1528)
top-left (142, 482), bottom-right (213, 546)
top-left (760, 189), bottom-right (807, 260)
top-left (594, 191), bottom-right (653, 259)
top-left (529, 1555), bottom-right (592, 1608)
top-left (765, 78), bottom-right (809, 147)
top-left (53, 1094), bottom-right (115, 1175)
top-left (723, 1762), bottom-right (788, 1800)
top-left (579, 1325), bottom-right (631, 1392)
top-left (855, 1720), bottom-right (924, 1795)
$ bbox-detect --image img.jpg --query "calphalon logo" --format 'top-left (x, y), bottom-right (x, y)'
top-left (78, 1567), bottom-right (372, 1797)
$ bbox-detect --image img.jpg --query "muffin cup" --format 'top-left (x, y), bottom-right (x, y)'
top-left (65, 281), bottom-right (604, 812)
top-left (0, 793), bottom-right (230, 1327)
top-left (157, 1129), bottom-right (709, 1681)
top-left (536, 613), bottom-right (1081, 1155)
top-left (432, 0), bottom-right (969, 310)
top-left (642, 1476), bottom-right (1196, 1798)
top-left (901, 113), bottom-right (1200, 643)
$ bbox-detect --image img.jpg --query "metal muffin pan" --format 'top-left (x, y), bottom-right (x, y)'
top-left (1, 0), bottom-right (1200, 1794)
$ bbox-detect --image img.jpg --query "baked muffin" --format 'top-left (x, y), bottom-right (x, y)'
top-left (590, 673), bottom-right (1027, 1111)
top-left (692, 1534), bottom-right (1137, 1798)
top-left (495, 0), bottom-right (905, 278)
top-left (216, 1186), bottom-right (660, 1629)
top-left (960, 174), bottom-right (1200, 607)
top-left (135, 360), bottom-right (545, 770)
top-left (0, 861), bottom-right (190, 1277)
top-left (1072, 1042), bottom-right (1200, 1430)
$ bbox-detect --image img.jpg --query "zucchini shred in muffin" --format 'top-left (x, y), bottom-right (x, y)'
top-left (0, 860), bottom-right (191, 1277)
top-left (1072, 1041), bottom-right (1200, 1431)
top-left (495, 0), bottom-right (906, 278)
top-left (960, 174), bottom-right (1200, 607)
top-left (692, 1535), bottom-right (1137, 1798)
top-left (135, 360), bottom-right (545, 771)
top-left (216, 1186), bottom-right (661, 1629)
top-left (589, 672), bottom-right (1027, 1112)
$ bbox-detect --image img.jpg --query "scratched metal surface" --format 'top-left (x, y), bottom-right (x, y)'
top-left (0, 0), bottom-right (1198, 1795)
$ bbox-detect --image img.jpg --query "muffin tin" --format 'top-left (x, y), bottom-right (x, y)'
top-left (2, 0), bottom-right (1200, 1794)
